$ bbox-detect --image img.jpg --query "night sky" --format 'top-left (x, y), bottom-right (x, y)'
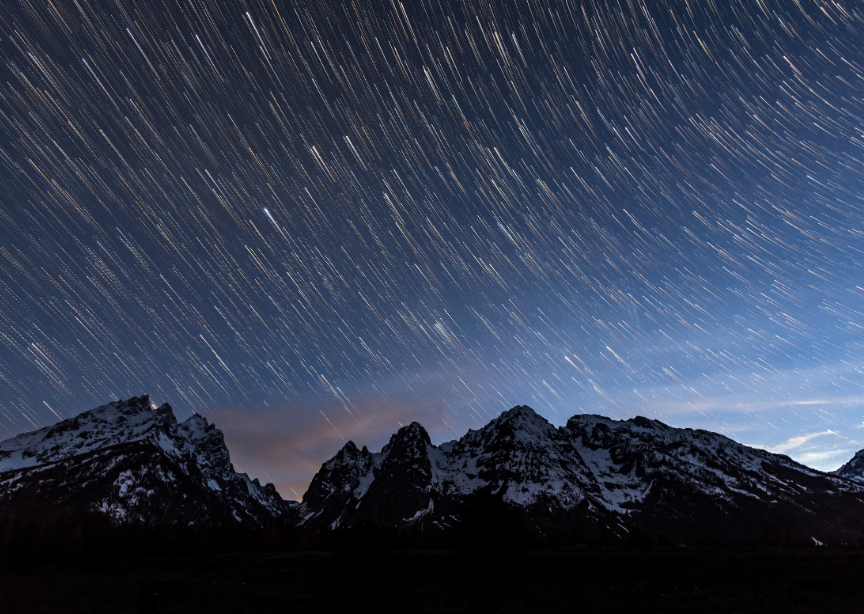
top-left (2, 0), bottom-right (863, 497)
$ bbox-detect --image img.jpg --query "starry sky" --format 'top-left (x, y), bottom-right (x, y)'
top-left (1, 0), bottom-right (863, 497)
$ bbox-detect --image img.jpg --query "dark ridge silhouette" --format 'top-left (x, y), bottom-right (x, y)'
top-left (456, 486), bottom-right (525, 552)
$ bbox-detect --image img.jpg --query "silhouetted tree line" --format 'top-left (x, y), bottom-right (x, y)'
top-left (0, 511), bottom-right (323, 572)
top-left (2, 497), bottom-right (858, 572)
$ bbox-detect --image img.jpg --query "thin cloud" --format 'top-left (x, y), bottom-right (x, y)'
top-left (767, 430), bottom-right (838, 454)
top-left (797, 450), bottom-right (856, 466)
top-left (747, 430), bottom-right (860, 471)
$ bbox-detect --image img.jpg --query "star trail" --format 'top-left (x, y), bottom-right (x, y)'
top-left (1, 0), bottom-right (864, 493)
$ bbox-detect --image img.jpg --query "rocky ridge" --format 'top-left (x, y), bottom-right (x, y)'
top-left (299, 405), bottom-right (864, 543)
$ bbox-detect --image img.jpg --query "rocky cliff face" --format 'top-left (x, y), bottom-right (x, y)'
top-left (0, 396), bottom-right (290, 524)
top-left (298, 406), bottom-right (864, 543)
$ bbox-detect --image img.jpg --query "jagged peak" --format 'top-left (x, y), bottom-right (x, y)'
top-left (462, 404), bottom-right (557, 445)
top-left (325, 439), bottom-right (372, 467)
top-left (496, 404), bottom-right (553, 427)
top-left (628, 415), bottom-right (669, 429)
top-left (106, 395), bottom-right (151, 411)
top-left (177, 412), bottom-right (218, 431)
top-left (177, 412), bottom-right (217, 438)
top-left (111, 394), bottom-right (151, 408)
top-left (77, 395), bottom-right (177, 426)
top-left (502, 404), bottom-right (541, 418)
top-left (153, 402), bottom-right (177, 425)
top-left (179, 411), bottom-right (208, 425)
top-left (336, 440), bottom-right (364, 459)
top-left (393, 421), bottom-right (431, 445)
top-left (377, 421), bottom-right (431, 457)
top-left (37, 396), bottom-right (177, 436)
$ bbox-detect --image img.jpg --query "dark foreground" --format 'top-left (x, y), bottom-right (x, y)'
top-left (2, 548), bottom-right (863, 613)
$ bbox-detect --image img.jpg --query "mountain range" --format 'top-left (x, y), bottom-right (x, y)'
top-left (298, 405), bottom-right (864, 543)
top-left (2, 397), bottom-right (864, 544)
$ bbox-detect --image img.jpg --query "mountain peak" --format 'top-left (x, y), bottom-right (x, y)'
top-left (494, 404), bottom-right (551, 433)
top-left (105, 394), bottom-right (152, 412)
top-left (82, 395), bottom-right (178, 427)
top-left (455, 405), bottom-right (558, 452)
top-left (177, 412), bottom-right (214, 438)
top-left (392, 421), bottom-right (431, 445)
top-left (504, 404), bottom-right (540, 417)
top-left (331, 439), bottom-right (367, 463)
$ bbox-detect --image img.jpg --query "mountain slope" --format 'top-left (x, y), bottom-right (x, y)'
top-left (0, 396), bottom-right (289, 524)
top-left (298, 406), bottom-right (864, 543)
top-left (566, 414), bottom-right (864, 542)
top-left (835, 449), bottom-right (864, 482)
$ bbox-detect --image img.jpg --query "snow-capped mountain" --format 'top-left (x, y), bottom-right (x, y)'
top-left (298, 406), bottom-right (864, 543)
top-left (5, 398), bottom-right (863, 543)
top-left (0, 396), bottom-right (290, 524)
